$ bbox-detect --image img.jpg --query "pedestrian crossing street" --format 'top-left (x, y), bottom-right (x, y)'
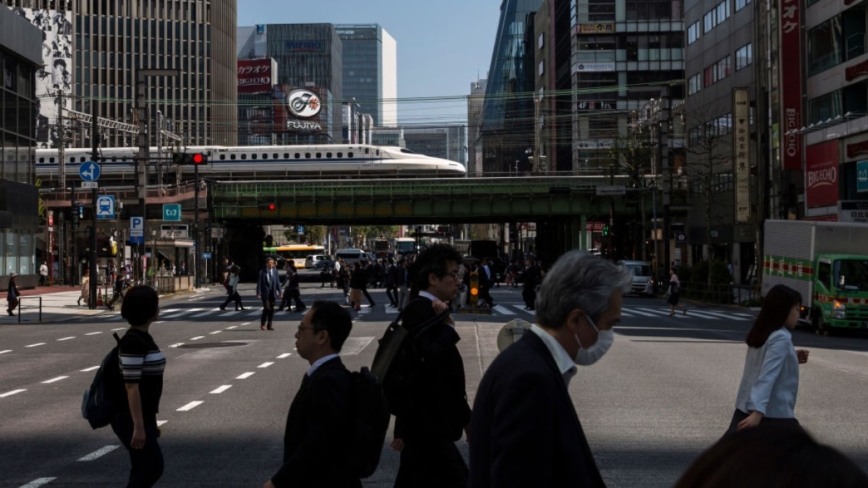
top-left (91, 303), bottom-right (755, 323)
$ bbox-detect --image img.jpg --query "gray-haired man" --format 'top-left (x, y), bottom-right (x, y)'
top-left (469, 251), bottom-right (632, 488)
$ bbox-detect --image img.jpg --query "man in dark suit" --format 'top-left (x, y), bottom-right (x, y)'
top-left (256, 257), bottom-right (282, 330)
top-left (478, 258), bottom-right (494, 308)
top-left (469, 251), bottom-right (632, 488)
top-left (263, 300), bottom-right (360, 488)
top-left (392, 244), bottom-right (472, 488)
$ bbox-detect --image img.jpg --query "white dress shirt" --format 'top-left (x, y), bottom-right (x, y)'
top-left (530, 325), bottom-right (577, 385)
top-left (307, 353), bottom-right (339, 377)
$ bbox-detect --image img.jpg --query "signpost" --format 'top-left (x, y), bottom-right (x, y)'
top-left (81, 153), bottom-right (100, 309)
top-left (130, 216), bottom-right (144, 245)
top-left (95, 195), bottom-right (115, 220)
top-left (163, 204), bottom-right (182, 221)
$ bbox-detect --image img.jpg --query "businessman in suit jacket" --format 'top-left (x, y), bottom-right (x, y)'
top-left (469, 251), bottom-right (633, 488)
top-left (256, 257), bottom-right (282, 330)
top-left (263, 300), bottom-right (360, 488)
top-left (392, 244), bottom-right (472, 488)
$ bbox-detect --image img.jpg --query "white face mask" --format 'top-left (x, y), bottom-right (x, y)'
top-left (574, 314), bottom-right (615, 366)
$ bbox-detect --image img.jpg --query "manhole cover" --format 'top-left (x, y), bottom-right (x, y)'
top-left (177, 342), bottom-right (247, 349)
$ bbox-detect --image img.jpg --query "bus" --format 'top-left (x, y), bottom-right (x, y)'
top-left (394, 237), bottom-right (417, 258)
top-left (263, 244), bottom-right (325, 269)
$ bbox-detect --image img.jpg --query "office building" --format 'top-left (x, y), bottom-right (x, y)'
top-left (1, 6), bottom-right (42, 284)
top-left (6, 0), bottom-right (238, 148)
top-left (467, 78), bottom-right (487, 176)
top-left (403, 125), bottom-right (466, 165)
top-left (336, 24), bottom-right (397, 127)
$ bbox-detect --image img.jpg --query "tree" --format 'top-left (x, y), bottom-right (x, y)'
top-left (283, 225), bottom-right (327, 246)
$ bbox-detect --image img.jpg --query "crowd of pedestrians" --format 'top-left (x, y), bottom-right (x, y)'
top-left (96, 245), bottom-right (868, 488)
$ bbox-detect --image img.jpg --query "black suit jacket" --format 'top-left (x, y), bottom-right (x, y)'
top-left (469, 331), bottom-right (606, 488)
top-left (394, 296), bottom-right (471, 443)
top-left (271, 356), bottom-right (361, 488)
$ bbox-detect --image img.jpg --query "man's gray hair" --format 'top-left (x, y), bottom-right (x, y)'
top-left (535, 250), bottom-right (633, 328)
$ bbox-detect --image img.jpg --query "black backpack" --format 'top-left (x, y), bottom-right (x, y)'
top-left (371, 308), bottom-right (450, 416)
top-left (347, 367), bottom-right (390, 478)
top-left (81, 333), bottom-right (123, 429)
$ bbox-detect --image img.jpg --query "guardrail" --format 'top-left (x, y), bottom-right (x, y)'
top-left (17, 296), bottom-right (42, 323)
top-left (679, 281), bottom-right (760, 306)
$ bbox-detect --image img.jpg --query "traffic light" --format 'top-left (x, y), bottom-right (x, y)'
top-left (171, 152), bottom-right (208, 165)
top-left (469, 271), bottom-right (479, 307)
top-left (72, 204), bottom-right (80, 225)
top-left (602, 225), bottom-right (609, 237)
top-left (258, 203), bottom-right (276, 211)
top-left (191, 152), bottom-right (207, 165)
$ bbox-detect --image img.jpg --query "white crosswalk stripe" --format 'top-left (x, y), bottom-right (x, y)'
top-left (191, 309), bottom-right (219, 318)
top-left (161, 308), bottom-right (203, 319)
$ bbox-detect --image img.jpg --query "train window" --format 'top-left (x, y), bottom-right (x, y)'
top-left (376, 150), bottom-right (380, 156)
top-left (220, 154), bottom-right (226, 160)
top-left (316, 152), bottom-right (322, 158)
top-left (241, 154), bottom-right (247, 160)
top-left (283, 153), bottom-right (289, 158)
top-left (348, 152), bottom-right (354, 158)
top-left (262, 154), bottom-right (268, 159)
top-left (305, 153), bottom-right (311, 158)
top-left (326, 152), bottom-right (332, 158)
top-left (50, 158), bottom-right (55, 163)
top-left (295, 153), bottom-right (301, 159)
top-left (230, 154), bottom-right (236, 160)
top-left (252, 154), bottom-right (257, 160)
top-left (39, 157), bottom-right (44, 163)
top-left (400, 148), bottom-right (417, 154)
top-left (273, 153), bottom-right (279, 159)
top-left (337, 152), bottom-right (343, 158)
top-left (365, 148), bottom-right (370, 154)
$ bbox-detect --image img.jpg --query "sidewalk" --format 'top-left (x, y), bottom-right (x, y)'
top-left (1, 285), bottom-right (203, 325)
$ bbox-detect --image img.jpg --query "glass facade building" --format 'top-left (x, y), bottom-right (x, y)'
top-left (1, 6), bottom-right (42, 283)
top-left (481, 0), bottom-right (542, 174)
top-left (336, 24), bottom-right (397, 127)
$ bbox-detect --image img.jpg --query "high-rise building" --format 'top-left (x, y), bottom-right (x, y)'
top-left (467, 79), bottom-right (487, 176)
top-left (481, 0), bottom-right (542, 175)
top-left (336, 24), bottom-right (397, 127)
top-left (1, 6), bottom-right (42, 282)
top-left (237, 23), bottom-right (343, 143)
top-left (5, 0), bottom-right (238, 148)
top-left (403, 125), bottom-right (467, 165)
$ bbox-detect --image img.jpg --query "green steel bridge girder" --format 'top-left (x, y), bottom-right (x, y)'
top-left (211, 176), bottom-right (652, 225)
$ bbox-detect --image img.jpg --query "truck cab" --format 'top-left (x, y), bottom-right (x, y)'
top-left (810, 255), bottom-right (868, 331)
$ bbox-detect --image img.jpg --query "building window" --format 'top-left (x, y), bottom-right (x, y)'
top-left (539, 60), bottom-right (545, 76)
top-left (736, 43), bottom-right (752, 70)
top-left (704, 66), bottom-right (714, 87)
top-left (735, 0), bottom-right (751, 11)
top-left (703, 0), bottom-right (730, 34)
top-left (808, 90), bottom-right (842, 125)
top-left (688, 73), bottom-right (702, 95)
top-left (538, 33), bottom-right (544, 49)
top-left (806, 9), bottom-right (866, 77)
top-left (688, 22), bottom-right (701, 45)
top-left (704, 11), bottom-right (715, 33)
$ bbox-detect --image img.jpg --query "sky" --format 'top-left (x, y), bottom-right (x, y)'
top-left (237, 0), bottom-right (501, 126)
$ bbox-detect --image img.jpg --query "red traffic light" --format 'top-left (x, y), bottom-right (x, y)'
top-left (192, 153), bottom-right (206, 164)
top-left (259, 203), bottom-right (277, 211)
top-left (268, 203), bottom-right (275, 211)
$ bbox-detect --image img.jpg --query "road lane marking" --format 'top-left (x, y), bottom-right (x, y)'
top-left (210, 385), bottom-right (232, 394)
top-left (42, 376), bottom-right (69, 384)
top-left (700, 310), bottom-right (749, 320)
top-left (80, 366), bottom-right (100, 372)
top-left (177, 401), bottom-right (203, 412)
top-left (623, 308), bottom-right (660, 317)
top-left (0, 389), bottom-right (26, 398)
top-left (157, 420), bottom-right (168, 427)
top-left (162, 308), bottom-right (203, 319)
top-left (258, 362), bottom-right (274, 368)
top-left (85, 331), bottom-right (102, 335)
top-left (494, 305), bottom-right (515, 315)
top-left (241, 322), bottom-right (251, 326)
top-left (210, 331), bottom-right (222, 335)
top-left (18, 478), bottom-right (56, 488)
top-left (236, 372), bottom-right (255, 379)
top-left (277, 353), bottom-right (292, 359)
top-left (226, 325), bottom-right (238, 329)
top-left (190, 336), bottom-right (205, 341)
top-left (154, 321), bottom-right (165, 324)
top-left (191, 309), bottom-right (218, 318)
top-left (25, 343), bottom-right (46, 348)
top-left (169, 343), bottom-right (185, 348)
top-left (57, 336), bottom-right (75, 341)
top-left (0, 349), bottom-right (11, 354)
top-left (111, 328), bottom-right (126, 331)
top-left (678, 310), bottom-right (723, 320)
top-left (77, 445), bottom-right (120, 461)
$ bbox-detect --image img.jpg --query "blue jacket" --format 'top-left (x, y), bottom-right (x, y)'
top-left (256, 267), bottom-right (281, 301)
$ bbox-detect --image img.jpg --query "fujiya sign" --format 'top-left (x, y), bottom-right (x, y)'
top-left (287, 89), bottom-right (322, 118)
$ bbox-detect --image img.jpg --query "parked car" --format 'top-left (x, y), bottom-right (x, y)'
top-left (305, 254), bottom-right (334, 270)
top-left (618, 260), bottom-right (654, 296)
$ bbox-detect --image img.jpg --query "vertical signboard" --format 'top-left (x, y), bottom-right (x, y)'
top-left (780, 0), bottom-right (802, 170)
top-left (805, 141), bottom-right (839, 208)
top-left (237, 58), bottom-right (276, 94)
top-left (733, 88), bottom-right (751, 223)
top-left (858, 160), bottom-right (868, 193)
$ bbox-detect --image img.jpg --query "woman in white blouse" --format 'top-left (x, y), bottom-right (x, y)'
top-left (729, 284), bottom-right (809, 433)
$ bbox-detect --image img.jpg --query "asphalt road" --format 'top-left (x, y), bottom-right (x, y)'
top-left (2, 284), bottom-right (868, 487)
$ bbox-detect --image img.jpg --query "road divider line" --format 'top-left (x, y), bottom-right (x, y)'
top-left (226, 325), bottom-right (238, 329)
top-left (190, 336), bottom-right (205, 341)
top-left (210, 331), bottom-right (221, 335)
top-left (80, 366), bottom-right (100, 372)
top-left (18, 478), bottom-right (56, 488)
top-left (237, 372), bottom-right (255, 379)
top-left (210, 385), bottom-right (233, 394)
top-left (0, 389), bottom-right (26, 398)
top-left (169, 343), bottom-right (185, 348)
top-left (25, 343), bottom-right (46, 348)
top-left (77, 445), bottom-right (120, 461)
top-left (57, 336), bottom-right (75, 341)
top-left (157, 420), bottom-right (168, 426)
top-left (85, 331), bottom-right (102, 336)
top-left (277, 353), bottom-right (292, 359)
top-left (177, 401), bottom-right (203, 412)
top-left (154, 321), bottom-right (165, 324)
top-left (258, 362), bottom-right (274, 369)
top-left (111, 327), bottom-right (126, 331)
top-left (241, 322), bottom-right (251, 326)
top-left (42, 376), bottom-right (69, 384)
top-left (0, 349), bottom-right (11, 354)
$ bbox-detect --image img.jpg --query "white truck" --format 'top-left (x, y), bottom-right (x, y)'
top-left (763, 219), bottom-right (868, 334)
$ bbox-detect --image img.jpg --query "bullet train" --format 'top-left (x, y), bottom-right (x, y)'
top-left (34, 144), bottom-right (467, 180)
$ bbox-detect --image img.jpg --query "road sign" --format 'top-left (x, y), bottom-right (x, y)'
top-left (211, 227), bottom-right (224, 239)
top-left (130, 216), bottom-right (144, 244)
top-left (202, 252), bottom-right (212, 259)
top-left (297, 225), bottom-right (305, 234)
top-left (160, 224), bottom-right (189, 239)
top-left (81, 181), bottom-right (98, 189)
top-left (95, 195), bottom-right (115, 220)
top-left (595, 185), bottom-right (627, 196)
top-left (79, 161), bottom-right (101, 182)
top-left (162, 204), bottom-right (182, 221)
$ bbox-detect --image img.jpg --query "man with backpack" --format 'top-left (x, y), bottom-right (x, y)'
top-left (391, 244), bottom-right (472, 488)
top-left (263, 300), bottom-right (363, 488)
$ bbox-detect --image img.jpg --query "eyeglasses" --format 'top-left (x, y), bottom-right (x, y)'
top-left (447, 270), bottom-right (461, 280)
top-left (297, 325), bottom-right (318, 332)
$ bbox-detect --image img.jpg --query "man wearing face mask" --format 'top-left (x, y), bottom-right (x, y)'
top-left (468, 250), bottom-right (631, 488)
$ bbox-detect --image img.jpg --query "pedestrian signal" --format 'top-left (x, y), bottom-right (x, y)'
top-left (602, 225), bottom-right (609, 237)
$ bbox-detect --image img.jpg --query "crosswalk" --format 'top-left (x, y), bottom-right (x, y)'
top-left (89, 302), bottom-right (755, 323)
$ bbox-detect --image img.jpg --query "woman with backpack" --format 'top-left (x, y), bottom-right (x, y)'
top-left (6, 272), bottom-right (20, 316)
top-left (668, 268), bottom-right (687, 316)
top-left (727, 284), bottom-right (809, 434)
top-left (220, 265), bottom-right (245, 311)
top-left (114, 285), bottom-right (165, 487)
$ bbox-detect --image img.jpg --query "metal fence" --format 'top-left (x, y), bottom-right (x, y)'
top-left (680, 281), bottom-right (760, 305)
